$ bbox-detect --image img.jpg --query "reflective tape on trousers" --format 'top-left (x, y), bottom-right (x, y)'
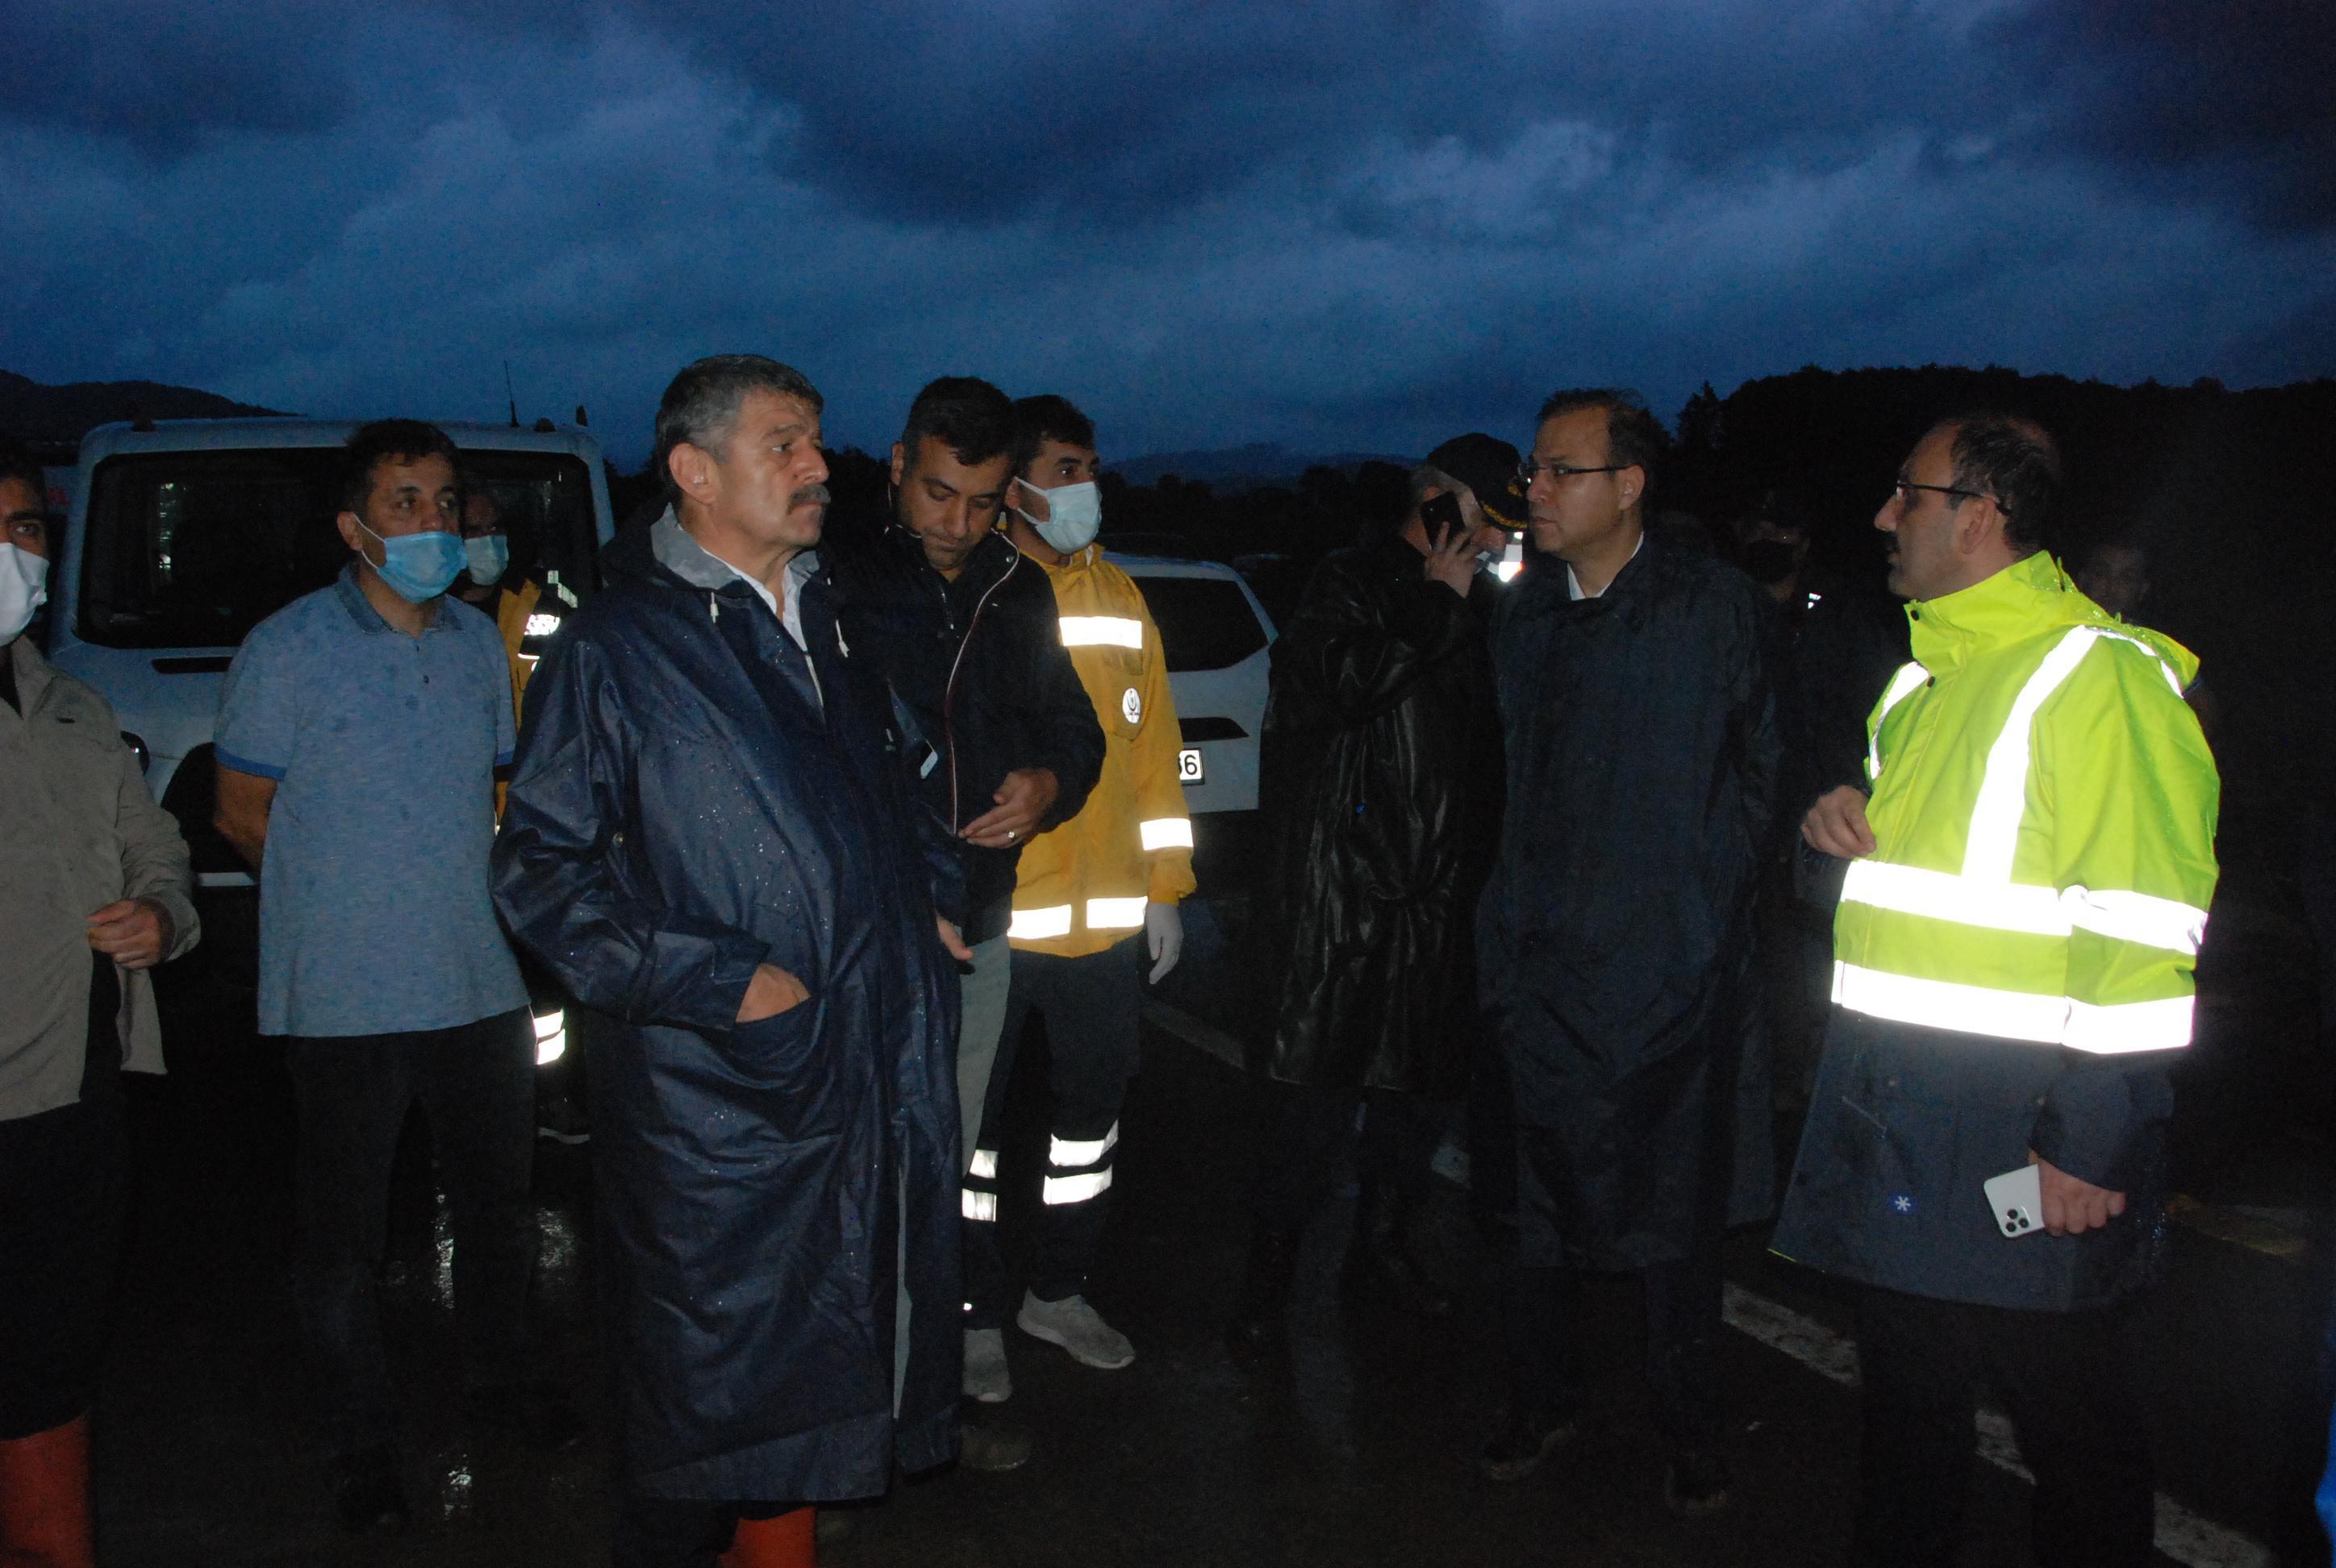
top-left (1042, 1169), bottom-right (1114, 1206)
top-left (1049, 1123), bottom-right (1120, 1170)
top-left (962, 1190), bottom-right (999, 1222)
top-left (968, 1148), bottom-right (999, 1180)
top-left (1832, 961), bottom-right (2192, 1053)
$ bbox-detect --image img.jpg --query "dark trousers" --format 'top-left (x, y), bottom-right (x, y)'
top-left (1248, 1079), bottom-right (1441, 1232)
top-left (287, 1008), bottom-right (536, 1453)
top-left (1500, 1247), bottom-right (1725, 1451)
top-left (0, 963), bottom-right (126, 1440)
top-left (611, 1495), bottom-right (795, 1568)
top-left (963, 936), bottom-right (1142, 1326)
top-left (1852, 1287), bottom-right (2154, 1568)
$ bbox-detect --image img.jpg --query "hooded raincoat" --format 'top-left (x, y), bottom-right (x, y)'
top-left (490, 513), bottom-right (962, 1500)
top-left (1257, 533), bottom-right (1502, 1094)
top-left (1478, 534), bottom-right (1781, 1269)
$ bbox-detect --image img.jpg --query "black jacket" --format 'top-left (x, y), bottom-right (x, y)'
top-left (490, 514), bottom-right (962, 1499)
top-left (825, 521), bottom-right (1103, 944)
top-left (1257, 534), bottom-right (1501, 1093)
top-left (1478, 533), bottom-right (1782, 1268)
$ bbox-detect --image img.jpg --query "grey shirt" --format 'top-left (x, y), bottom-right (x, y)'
top-left (0, 636), bottom-right (200, 1121)
top-left (215, 565), bottom-right (524, 1037)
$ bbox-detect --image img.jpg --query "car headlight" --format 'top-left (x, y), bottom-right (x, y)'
top-left (532, 1009), bottom-right (567, 1066)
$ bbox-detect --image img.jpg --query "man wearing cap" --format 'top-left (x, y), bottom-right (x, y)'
top-left (1225, 435), bottom-right (1516, 1353)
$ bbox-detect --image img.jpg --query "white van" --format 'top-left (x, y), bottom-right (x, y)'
top-left (1111, 553), bottom-right (1277, 890)
top-left (45, 418), bottom-right (614, 1045)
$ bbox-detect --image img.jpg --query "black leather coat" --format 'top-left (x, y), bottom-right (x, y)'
top-left (1257, 534), bottom-right (1501, 1095)
top-left (490, 515), bottom-right (962, 1499)
top-left (825, 521), bottom-right (1102, 945)
top-left (1478, 534), bottom-right (1781, 1269)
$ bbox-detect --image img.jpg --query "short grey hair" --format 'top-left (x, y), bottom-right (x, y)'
top-left (653, 354), bottom-right (824, 507)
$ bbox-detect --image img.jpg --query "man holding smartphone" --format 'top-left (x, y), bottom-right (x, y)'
top-left (1775, 412), bottom-right (2220, 1568)
top-left (1227, 435), bottom-right (1515, 1352)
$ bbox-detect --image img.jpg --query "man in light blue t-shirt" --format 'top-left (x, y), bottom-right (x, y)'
top-left (214, 419), bottom-right (578, 1533)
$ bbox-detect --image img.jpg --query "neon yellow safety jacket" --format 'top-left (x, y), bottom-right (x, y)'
top-left (1833, 551), bottom-right (2220, 1054)
top-left (1008, 547), bottom-right (1197, 957)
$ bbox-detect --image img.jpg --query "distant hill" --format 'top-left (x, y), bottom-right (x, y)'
top-left (1112, 441), bottom-right (1404, 491)
top-left (0, 369), bottom-right (284, 449)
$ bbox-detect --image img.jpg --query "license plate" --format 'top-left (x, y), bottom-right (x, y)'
top-left (1177, 747), bottom-right (1206, 784)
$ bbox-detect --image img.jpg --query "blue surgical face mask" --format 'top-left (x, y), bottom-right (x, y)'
top-left (356, 519), bottom-right (467, 603)
top-left (463, 532), bottom-right (510, 586)
top-left (1015, 477), bottom-right (1102, 553)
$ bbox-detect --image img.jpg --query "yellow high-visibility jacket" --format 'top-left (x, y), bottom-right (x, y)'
top-left (1008, 547), bottom-right (1196, 957)
top-left (1833, 551), bottom-right (2221, 1053)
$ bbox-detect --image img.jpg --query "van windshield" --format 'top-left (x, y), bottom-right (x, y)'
top-left (77, 446), bottom-right (598, 649)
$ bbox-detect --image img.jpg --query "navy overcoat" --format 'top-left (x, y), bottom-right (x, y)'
top-left (492, 514), bottom-right (962, 1499)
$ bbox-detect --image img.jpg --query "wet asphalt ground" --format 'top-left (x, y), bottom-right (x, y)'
top-left (89, 895), bottom-right (2335, 1566)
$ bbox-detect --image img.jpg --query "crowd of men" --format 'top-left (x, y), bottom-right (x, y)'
top-left (0, 361), bottom-right (2221, 1568)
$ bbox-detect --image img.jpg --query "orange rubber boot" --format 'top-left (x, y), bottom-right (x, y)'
top-left (0, 1412), bottom-right (96, 1568)
top-left (718, 1506), bottom-right (815, 1568)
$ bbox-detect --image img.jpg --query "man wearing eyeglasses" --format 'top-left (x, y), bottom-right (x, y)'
top-left (1475, 389), bottom-right (1779, 1513)
top-left (1776, 414), bottom-right (2218, 1567)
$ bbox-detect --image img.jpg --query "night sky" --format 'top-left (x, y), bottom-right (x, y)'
top-left (4, 0), bottom-right (2332, 465)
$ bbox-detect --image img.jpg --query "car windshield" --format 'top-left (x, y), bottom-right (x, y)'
top-left (1126, 573), bottom-right (1267, 672)
top-left (77, 446), bottom-right (597, 648)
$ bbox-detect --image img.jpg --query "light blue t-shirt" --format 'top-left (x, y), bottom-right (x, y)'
top-left (215, 565), bottom-right (524, 1037)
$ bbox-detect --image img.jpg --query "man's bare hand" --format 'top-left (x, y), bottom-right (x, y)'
top-left (962, 768), bottom-right (1059, 849)
top-left (88, 897), bottom-right (172, 971)
top-left (936, 914), bottom-right (974, 962)
top-left (1802, 785), bottom-right (1877, 859)
top-left (1423, 519), bottom-right (1479, 598)
top-left (736, 963), bottom-right (810, 1024)
top-left (2030, 1152), bottom-right (2127, 1236)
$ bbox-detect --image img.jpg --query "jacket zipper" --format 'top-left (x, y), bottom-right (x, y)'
top-left (941, 547), bottom-right (1020, 832)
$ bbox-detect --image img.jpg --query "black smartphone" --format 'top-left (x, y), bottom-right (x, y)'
top-left (1421, 491), bottom-right (1463, 538)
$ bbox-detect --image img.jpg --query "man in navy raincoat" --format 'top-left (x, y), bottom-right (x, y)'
top-left (492, 355), bottom-right (968, 1565)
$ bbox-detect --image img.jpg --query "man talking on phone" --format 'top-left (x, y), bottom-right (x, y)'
top-left (1227, 436), bottom-right (1514, 1351)
top-left (1772, 412), bottom-right (2219, 1568)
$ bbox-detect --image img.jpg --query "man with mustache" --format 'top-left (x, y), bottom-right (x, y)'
top-left (493, 355), bottom-right (970, 1565)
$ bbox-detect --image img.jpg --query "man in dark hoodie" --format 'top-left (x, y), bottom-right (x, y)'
top-left (822, 375), bottom-right (1103, 1457)
top-left (492, 355), bottom-right (972, 1565)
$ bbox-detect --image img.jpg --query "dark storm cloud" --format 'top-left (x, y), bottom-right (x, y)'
top-left (0, 1), bottom-right (357, 146)
top-left (1988, 0), bottom-right (2336, 229)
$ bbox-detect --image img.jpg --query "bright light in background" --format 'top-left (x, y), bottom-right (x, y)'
top-left (533, 1009), bottom-right (567, 1065)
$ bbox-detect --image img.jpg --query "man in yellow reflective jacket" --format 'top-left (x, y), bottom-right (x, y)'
top-left (1775, 413), bottom-right (2220, 1568)
top-left (960, 395), bottom-right (1195, 1386)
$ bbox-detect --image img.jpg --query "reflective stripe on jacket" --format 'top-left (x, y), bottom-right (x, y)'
top-left (1833, 552), bottom-right (2219, 1053)
top-left (1009, 548), bottom-right (1195, 957)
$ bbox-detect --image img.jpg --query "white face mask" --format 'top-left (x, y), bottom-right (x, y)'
top-left (0, 543), bottom-right (50, 644)
top-left (1015, 477), bottom-right (1102, 553)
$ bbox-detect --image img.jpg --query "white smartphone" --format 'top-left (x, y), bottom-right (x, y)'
top-left (1984, 1164), bottom-right (2046, 1238)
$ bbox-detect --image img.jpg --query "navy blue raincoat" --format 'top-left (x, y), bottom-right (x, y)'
top-left (1477, 535), bottom-right (1781, 1270)
top-left (491, 513), bottom-right (962, 1499)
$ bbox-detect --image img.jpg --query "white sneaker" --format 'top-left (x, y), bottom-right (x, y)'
top-left (1016, 1291), bottom-right (1135, 1370)
top-left (963, 1326), bottom-right (1012, 1403)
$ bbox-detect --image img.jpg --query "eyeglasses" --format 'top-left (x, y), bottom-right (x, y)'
top-left (1519, 460), bottom-right (1625, 486)
top-left (1891, 479), bottom-right (2007, 514)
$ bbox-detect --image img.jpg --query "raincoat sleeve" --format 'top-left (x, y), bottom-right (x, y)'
top-left (490, 630), bottom-right (770, 1035)
top-left (1275, 553), bottom-right (1478, 726)
top-left (1130, 598), bottom-right (1198, 905)
top-left (2027, 640), bottom-right (2221, 1189)
top-left (1726, 582), bottom-right (1784, 853)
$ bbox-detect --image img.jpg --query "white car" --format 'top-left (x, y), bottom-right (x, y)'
top-left (1110, 553), bottom-right (1276, 890)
